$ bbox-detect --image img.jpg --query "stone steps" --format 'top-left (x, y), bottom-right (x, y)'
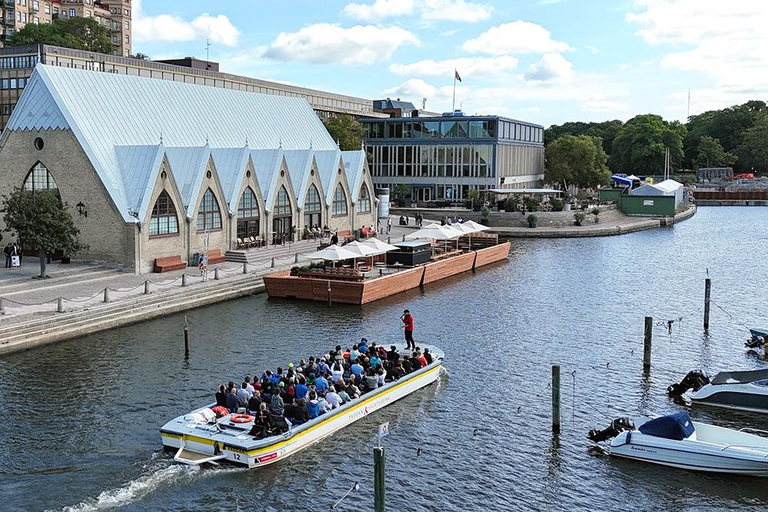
top-left (0, 266), bottom-right (120, 295)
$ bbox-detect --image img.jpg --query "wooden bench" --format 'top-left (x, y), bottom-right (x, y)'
top-left (337, 230), bottom-right (353, 242)
top-left (154, 255), bottom-right (186, 273)
top-left (207, 249), bottom-right (226, 265)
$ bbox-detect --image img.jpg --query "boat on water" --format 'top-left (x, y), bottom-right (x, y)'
top-left (749, 328), bottom-right (768, 339)
top-left (668, 369), bottom-right (768, 414)
top-left (588, 412), bottom-right (768, 476)
top-left (160, 345), bottom-right (444, 468)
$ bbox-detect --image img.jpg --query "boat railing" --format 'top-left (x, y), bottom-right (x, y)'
top-left (719, 444), bottom-right (768, 456)
top-left (739, 427), bottom-right (768, 437)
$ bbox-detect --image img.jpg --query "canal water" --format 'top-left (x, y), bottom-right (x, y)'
top-left (2, 207), bottom-right (768, 511)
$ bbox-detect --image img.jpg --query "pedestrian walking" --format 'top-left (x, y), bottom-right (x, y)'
top-left (387, 217), bottom-right (391, 234)
top-left (10, 242), bottom-right (20, 268)
top-left (401, 309), bottom-right (415, 351)
top-left (3, 243), bottom-right (10, 268)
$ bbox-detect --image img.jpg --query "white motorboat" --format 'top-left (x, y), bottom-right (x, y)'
top-left (668, 369), bottom-right (768, 414)
top-left (588, 412), bottom-right (768, 476)
top-left (161, 346), bottom-right (444, 468)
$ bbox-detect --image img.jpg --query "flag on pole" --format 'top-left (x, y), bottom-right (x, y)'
top-left (378, 422), bottom-right (390, 438)
top-left (454, 70), bottom-right (462, 82)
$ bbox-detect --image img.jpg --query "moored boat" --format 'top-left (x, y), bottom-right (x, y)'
top-left (160, 345), bottom-right (444, 468)
top-left (749, 327), bottom-right (768, 339)
top-left (668, 369), bottom-right (768, 414)
top-left (588, 412), bottom-right (768, 476)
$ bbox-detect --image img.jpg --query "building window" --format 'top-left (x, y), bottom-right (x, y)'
top-left (275, 186), bottom-right (291, 216)
top-left (304, 184), bottom-right (322, 228)
top-left (124, 21), bottom-right (128, 29)
top-left (149, 191), bottom-right (179, 236)
top-left (237, 187), bottom-right (259, 240)
top-left (69, 8), bottom-right (75, 17)
top-left (357, 184), bottom-right (372, 213)
top-left (44, 3), bottom-right (49, 13)
top-left (23, 162), bottom-right (58, 192)
top-left (332, 184), bottom-right (347, 216)
top-left (196, 188), bottom-right (221, 231)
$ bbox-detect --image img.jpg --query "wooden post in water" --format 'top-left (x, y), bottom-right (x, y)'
top-left (552, 365), bottom-right (561, 433)
top-left (214, 268), bottom-right (220, 280)
top-left (271, 257), bottom-right (276, 268)
top-left (704, 278), bottom-right (711, 331)
top-left (373, 446), bottom-right (385, 512)
top-left (183, 315), bottom-right (190, 358)
top-left (644, 316), bottom-right (653, 371)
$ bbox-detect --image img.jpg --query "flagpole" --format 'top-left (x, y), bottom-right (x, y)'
top-left (452, 69), bottom-right (457, 112)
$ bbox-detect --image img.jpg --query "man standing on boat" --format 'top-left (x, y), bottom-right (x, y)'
top-left (401, 309), bottom-right (415, 351)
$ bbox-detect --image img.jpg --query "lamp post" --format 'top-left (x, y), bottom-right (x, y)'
top-left (76, 201), bottom-right (87, 217)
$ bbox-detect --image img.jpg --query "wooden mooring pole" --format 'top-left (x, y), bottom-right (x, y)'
top-left (373, 446), bottom-right (385, 512)
top-left (183, 315), bottom-right (190, 358)
top-left (704, 277), bottom-right (711, 331)
top-left (552, 364), bottom-right (561, 433)
top-left (644, 316), bottom-right (653, 371)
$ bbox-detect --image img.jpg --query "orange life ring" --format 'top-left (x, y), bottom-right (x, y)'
top-left (231, 413), bottom-right (255, 423)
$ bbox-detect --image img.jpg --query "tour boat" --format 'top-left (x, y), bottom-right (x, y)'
top-left (160, 346), bottom-right (444, 468)
top-left (668, 369), bottom-right (768, 414)
top-left (588, 412), bottom-right (768, 476)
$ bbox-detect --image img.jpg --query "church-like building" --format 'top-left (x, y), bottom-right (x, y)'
top-left (0, 65), bottom-right (376, 273)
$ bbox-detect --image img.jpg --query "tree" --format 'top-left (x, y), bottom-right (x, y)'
top-left (392, 183), bottom-right (411, 203)
top-left (609, 114), bottom-right (685, 174)
top-left (2, 189), bottom-right (88, 278)
top-left (323, 115), bottom-right (364, 151)
top-left (545, 134), bottom-right (610, 190)
top-left (131, 53), bottom-right (151, 60)
top-left (545, 120), bottom-right (624, 155)
top-left (692, 136), bottom-right (737, 170)
top-left (9, 18), bottom-right (111, 54)
top-left (736, 116), bottom-right (768, 174)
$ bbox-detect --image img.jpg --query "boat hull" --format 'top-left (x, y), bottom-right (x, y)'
top-left (750, 328), bottom-right (768, 339)
top-left (161, 360), bottom-right (443, 468)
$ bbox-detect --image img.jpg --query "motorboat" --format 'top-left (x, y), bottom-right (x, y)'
top-left (161, 345), bottom-right (444, 468)
top-left (668, 369), bottom-right (768, 414)
top-left (588, 412), bottom-right (768, 476)
top-left (749, 328), bottom-right (768, 339)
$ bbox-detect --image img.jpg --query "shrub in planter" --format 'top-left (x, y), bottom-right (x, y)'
top-left (591, 207), bottom-right (601, 223)
top-left (527, 214), bottom-right (538, 228)
top-left (550, 198), bottom-right (564, 211)
top-left (573, 212), bottom-right (586, 226)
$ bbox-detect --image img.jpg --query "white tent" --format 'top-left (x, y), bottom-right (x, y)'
top-left (405, 223), bottom-right (460, 241)
top-left (344, 241), bottom-right (379, 258)
top-left (632, 179), bottom-right (684, 207)
top-left (461, 220), bottom-right (490, 233)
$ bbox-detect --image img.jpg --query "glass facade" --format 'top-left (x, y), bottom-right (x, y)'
top-left (367, 144), bottom-right (492, 180)
top-left (196, 188), bottom-right (221, 231)
top-left (275, 186), bottom-right (291, 216)
top-left (363, 117), bottom-right (543, 143)
top-left (237, 187), bottom-right (259, 240)
top-left (149, 191), bottom-right (179, 236)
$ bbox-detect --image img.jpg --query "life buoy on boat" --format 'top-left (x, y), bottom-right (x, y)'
top-left (231, 413), bottom-right (254, 423)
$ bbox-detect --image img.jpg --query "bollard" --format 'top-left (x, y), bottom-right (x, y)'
top-left (182, 274), bottom-right (187, 287)
top-left (144, 280), bottom-right (150, 295)
top-left (402, 235), bottom-right (406, 242)
top-left (552, 365), bottom-right (561, 433)
top-left (373, 446), bottom-right (385, 512)
top-left (271, 257), bottom-right (276, 268)
top-left (643, 316), bottom-right (653, 371)
top-left (184, 315), bottom-right (190, 358)
top-left (103, 288), bottom-right (110, 303)
top-left (387, 236), bottom-right (391, 244)
top-left (243, 262), bottom-right (248, 274)
top-left (214, 268), bottom-right (220, 280)
top-left (704, 277), bottom-right (711, 331)
top-left (57, 297), bottom-right (64, 313)
top-left (0, 297), bottom-right (4, 315)
top-left (295, 252), bottom-right (300, 263)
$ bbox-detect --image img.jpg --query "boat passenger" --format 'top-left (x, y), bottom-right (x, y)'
top-left (295, 377), bottom-right (309, 401)
top-left (315, 373), bottom-right (330, 394)
top-left (307, 372), bottom-right (316, 387)
top-left (346, 381), bottom-right (361, 399)
top-left (401, 358), bottom-right (413, 374)
top-left (364, 368), bottom-right (379, 392)
top-left (349, 344), bottom-right (360, 361)
top-left (249, 403), bottom-right (270, 438)
top-left (307, 391), bottom-right (321, 419)
top-left (269, 388), bottom-right (285, 416)
top-left (423, 348), bottom-right (433, 365)
top-left (317, 357), bottom-right (330, 376)
top-left (237, 383), bottom-right (252, 408)
top-left (293, 399), bottom-right (309, 425)
top-left (331, 362), bottom-right (344, 384)
top-left (226, 387), bottom-right (239, 413)
top-left (376, 367), bottom-right (386, 387)
top-left (337, 384), bottom-right (351, 404)
top-left (350, 360), bottom-right (364, 378)
top-left (215, 384), bottom-right (227, 407)
top-left (416, 351), bottom-right (428, 368)
top-left (325, 386), bottom-right (342, 409)
top-left (410, 353), bottom-right (424, 370)
top-left (359, 338), bottom-right (369, 353)
top-left (387, 346), bottom-right (399, 362)
top-left (370, 353), bottom-right (382, 368)
top-left (248, 390), bottom-right (262, 414)
top-left (244, 377), bottom-right (255, 394)
top-left (334, 345), bottom-right (344, 365)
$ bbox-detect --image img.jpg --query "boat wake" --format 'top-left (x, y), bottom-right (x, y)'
top-left (55, 458), bottom-right (239, 511)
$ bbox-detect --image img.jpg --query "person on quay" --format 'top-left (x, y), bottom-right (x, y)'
top-left (401, 309), bottom-right (415, 351)
top-left (3, 243), bottom-right (11, 268)
top-left (331, 231), bottom-right (339, 245)
top-left (387, 217), bottom-right (392, 233)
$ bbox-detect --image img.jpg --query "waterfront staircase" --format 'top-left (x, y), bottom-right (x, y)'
top-left (225, 239), bottom-right (320, 266)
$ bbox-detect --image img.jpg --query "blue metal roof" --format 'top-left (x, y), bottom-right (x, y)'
top-left (342, 150), bottom-right (366, 204)
top-left (283, 150), bottom-right (316, 206)
top-left (314, 149), bottom-right (346, 206)
top-left (7, 65), bottom-right (336, 222)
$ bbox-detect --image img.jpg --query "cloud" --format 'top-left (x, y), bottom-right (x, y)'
top-left (390, 56), bottom-right (518, 79)
top-left (524, 53), bottom-right (573, 82)
top-left (462, 20), bottom-right (573, 55)
top-left (384, 78), bottom-right (437, 99)
top-left (262, 24), bottom-right (419, 65)
top-left (627, 0), bottom-right (768, 98)
top-left (585, 45), bottom-right (600, 54)
top-left (133, 0), bottom-right (240, 46)
top-left (343, 0), bottom-right (490, 23)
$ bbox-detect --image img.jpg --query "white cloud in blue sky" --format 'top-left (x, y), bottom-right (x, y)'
top-left (133, 0), bottom-right (768, 127)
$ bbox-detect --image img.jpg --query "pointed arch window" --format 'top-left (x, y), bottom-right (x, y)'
top-left (238, 187), bottom-right (259, 219)
top-left (304, 184), bottom-right (322, 228)
top-left (23, 162), bottom-right (58, 192)
top-left (149, 190), bottom-right (179, 236)
top-left (357, 183), bottom-right (372, 214)
top-left (332, 184), bottom-right (348, 216)
top-left (197, 188), bottom-right (221, 231)
top-left (275, 186), bottom-right (291, 216)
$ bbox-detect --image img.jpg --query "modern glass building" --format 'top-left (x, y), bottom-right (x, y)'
top-left (362, 114), bottom-right (545, 203)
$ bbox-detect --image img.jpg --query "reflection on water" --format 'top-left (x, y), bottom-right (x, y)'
top-left (2, 207), bottom-right (768, 511)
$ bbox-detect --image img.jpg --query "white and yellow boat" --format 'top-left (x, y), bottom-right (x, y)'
top-left (160, 346), bottom-right (444, 468)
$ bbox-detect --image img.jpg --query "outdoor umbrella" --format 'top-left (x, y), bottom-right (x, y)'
top-left (459, 220), bottom-right (490, 250)
top-left (406, 223), bottom-right (460, 255)
top-left (306, 244), bottom-right (360, 267)
top-left (345, 240), bottom-right (379, 257)
top-left (361, 238), bottom-right (399, 254)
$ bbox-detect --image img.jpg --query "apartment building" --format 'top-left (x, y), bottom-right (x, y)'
top-left (0, 0), bottom-right (131, 56)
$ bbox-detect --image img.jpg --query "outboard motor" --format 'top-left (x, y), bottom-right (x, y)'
top-left (588, 417), bottom-right (635, 443)
top-left (667, 370), bottom-right (710, 396)
top-left (746, 336), bottom-right (767, 349)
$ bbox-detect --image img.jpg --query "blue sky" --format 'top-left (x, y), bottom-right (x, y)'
top-left (133, 0), bottom-right (767, 127)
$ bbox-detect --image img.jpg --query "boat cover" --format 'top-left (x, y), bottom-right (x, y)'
top-left (639, 412), bottom-right (694, 440)
top-left (711, 369), bottom-right (768, 385)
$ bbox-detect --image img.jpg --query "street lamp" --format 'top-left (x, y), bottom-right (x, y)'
top-left (75, 201), bottom-right (87, 217)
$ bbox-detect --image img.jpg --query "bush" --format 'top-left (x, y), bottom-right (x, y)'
top-left (524, 196), bottom-right (540, 211)
top-left (591, 207), bottom-right (600, 216)
top-left (480, 206), bottom-right (491, 218)
top-left (550, 198), bottom-right (564, 211)
top-left (573, 212), bottom-right (586, 225)
top-left (527, 214), bottom-right (538, 228)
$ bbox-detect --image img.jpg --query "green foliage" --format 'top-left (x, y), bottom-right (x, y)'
top-left (480, 206), bottom-right (491, 218)
top-left (504, 197), bottom-right (519, 212)
top-left (392, 183), bottom-right (411, 200)
top-left (466, 188), bottom-right (480, 206)
top-left (524, 196), bottom-right (540, 211)
top-left (591, 207), bottom-right (600, 216)
top-left (527, 214), bottom-right (538, 227)
top-left (323, 115), bottom-right (364, 151)
top-left (2, 189), bottom-right (88, 277)
top-left (609, 114), bottom-right (685, 174)
top-left (545, 120), bottom-right (623, 155)
top-left (545, 134), bottom-right (611, 190)
top-left (131, 53), bottom-right (151, 60)
top-left (10, 17), bottom-right (112, 54)
top-left (573, 212), bottom-right (586, 224)
top-left (736, 116), bottom-right (768, 174)
top-left (692, 136), bottom-right (737, 170)
top-left (549, 198), bottom-right (564, 211)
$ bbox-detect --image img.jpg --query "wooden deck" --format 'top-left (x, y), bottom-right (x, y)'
top-left (263, 242), bottom-right (511, 305)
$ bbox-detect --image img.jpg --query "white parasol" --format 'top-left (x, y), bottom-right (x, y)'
top-left (405, 223), bottom-right (460, 241)
top-left (361, 238), bottom-right (399, 254)
top-left (306, 244), bottom-right (360, 262)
